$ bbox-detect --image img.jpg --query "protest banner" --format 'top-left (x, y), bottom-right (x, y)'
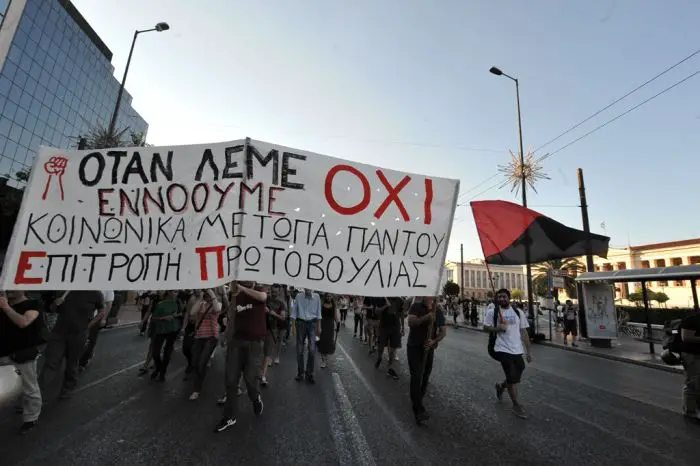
top-left (0, 138), bottom-right (459, 296)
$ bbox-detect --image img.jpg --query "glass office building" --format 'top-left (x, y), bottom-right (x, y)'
top-left (0, 0), bottom-right (148, 187)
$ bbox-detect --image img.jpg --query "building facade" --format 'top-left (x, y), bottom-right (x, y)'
top-left (582, 238), bottom-right (700, 309)
top-left (0, 0), bottom-right (147, 187)
top-left (444, 260), bottom-right (527, 299)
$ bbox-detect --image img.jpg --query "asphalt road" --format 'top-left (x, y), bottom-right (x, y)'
top-left (0, 323), bottom-right (697, 466)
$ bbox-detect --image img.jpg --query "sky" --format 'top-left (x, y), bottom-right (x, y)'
top-left (72, 0), bottom-right (700, 263)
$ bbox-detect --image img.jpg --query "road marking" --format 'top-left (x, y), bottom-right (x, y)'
top-left (337, 341), bottom-right (432, 465)
top-left (16, 366), bottom-right (186, 466)
top-left (74, 361), bottom-right (144, 394)
top-left (542, 401), bottom-right (688, 466)
top-left (330, 372), bottom-right (376, 466)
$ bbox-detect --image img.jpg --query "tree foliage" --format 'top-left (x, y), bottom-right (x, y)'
top-left (511, 288), bottom-right (524, 301)
top-left (532, 258), bottom-right (585, 298)
top-left (443, 280), bottom-right (460, 297)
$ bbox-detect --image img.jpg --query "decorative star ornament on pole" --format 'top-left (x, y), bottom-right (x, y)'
top-left (497, 149), bottom-right (550, 195)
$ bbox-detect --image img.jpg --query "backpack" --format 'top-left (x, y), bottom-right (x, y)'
top-left (662, 319), bottom-right (684, 354)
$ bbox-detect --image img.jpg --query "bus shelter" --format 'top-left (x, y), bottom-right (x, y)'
top-left (575, 264), bottom-right (700, 354)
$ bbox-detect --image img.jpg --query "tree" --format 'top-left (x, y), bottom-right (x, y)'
top-left (511, 288), bottom-right (524, 301)
top-left (443, 280), bottom-right (460, 298)
top-left (486, 290), bottom-right (494, 299)
top-left (532, 258), bottom-right (585, 298)
top-left (653, 291), bottom-right (669, 308)
top-left (627, 291), bottom-right (643, 306)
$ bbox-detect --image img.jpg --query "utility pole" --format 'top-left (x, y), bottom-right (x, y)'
top-left (578, 168), bottom-right (594, 272)
top-left (460, 244), bottom-right (465, 299)
top-left (577, 168), bottom-right (607, 346)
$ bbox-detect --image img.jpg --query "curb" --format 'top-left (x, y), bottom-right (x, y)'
top-left (454, 324), bottom-right (684, 375)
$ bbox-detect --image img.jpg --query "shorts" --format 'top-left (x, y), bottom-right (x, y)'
top-left (564, 321), bottom-right (577, 336)
top-left (378, 328), bottom-right (402, 349)
top-left (495, 352), bottom-right (525, 384)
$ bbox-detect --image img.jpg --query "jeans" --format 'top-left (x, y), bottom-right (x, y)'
top-left (79, 324), bottom-right (102, 367)
top-left (0, 356), bottom-right (42, 422)
top-left (223, 339), bottom-right (263, 419)
top-left (682, 352), bottom-right (700, 414)
top-left (354, 315), bottom-right (364, 337)
top-left (191, 337), bottom-right (218, 392)
top-left (40, 331), bottom-right (88, 395)
top-left (295, 319), bottom-right (317, 376)
top-left (152, 331), bottom-right (179, 375)
top-left (406, 345), bottom-right (434, 414)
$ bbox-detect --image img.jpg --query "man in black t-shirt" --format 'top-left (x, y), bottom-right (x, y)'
top-left (680, 313), bottom-right (700, 419)
top-left (40, 290), bottom-right (104, 400)
top-left (406, 296), bottom-right (446, 425)
top-left (375, 297), bottom-right (404, 379)
top-left (0, 290), bottom-right (44, 434)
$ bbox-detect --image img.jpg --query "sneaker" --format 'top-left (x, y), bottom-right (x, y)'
top-left (237, 387), bottom-right (245, 397)
top-left (274, 358), bottom-right (280, 365)
top-left (295, 373), bottom-right (304, 382)
top-left (260, 377), bottom-right (268, 387)
top-left (253, 395), bottom-right (264, 416)
top-left (189, 392), bottom-right (200, 401)
top-left (214, 417), bottom-right (236, 433)
top-left (513, 405), bottom-right (528, 419)
top-left (20, 421), bottom-right (37, 434)
top-left (306, 373), bottom-right (315, 384)
top-left (217, 394), bottom-right (227, 405)
top-left (387, 368), bottom-right (399, 380)
top-left (138, 367), bottom-right (149, 376)
top-left (150, 371), bottom-right (159, 380)
top-left (495, 383), bottom-right (505, 401)
top-left (320, 361), bottom-right (327, 369)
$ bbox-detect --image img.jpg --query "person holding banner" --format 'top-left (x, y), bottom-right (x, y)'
top-left (406, 296), bottom-right (446, 425)
top-left (39, 290), bottom-right (104, 401)
top-left (0, 290), bottom-right (44, 434)
top-left (188, 289), bottom-right (222, 401)
top-left (292, 289), bottom-right (322, 384)
top-left (215, 281), bottom-right (267, 433)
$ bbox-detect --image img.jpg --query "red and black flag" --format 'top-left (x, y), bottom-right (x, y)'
top-left (470, 200), bottom-right (609, 265)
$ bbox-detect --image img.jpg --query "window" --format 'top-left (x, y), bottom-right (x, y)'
top-left (14, 107), bottom-right (28, 127)
top-left (671, 258), bottom-right (683, 286)
top-left (19, 128), bottom-right (32, 148)
top-left (8, 83), bottom-right (22, 104)
top-left (641, 260), bottom-right (650, 268)
top-left (654, 259), bottom-right (667, 286)
top-left (8, 123), bottom-right (23, 143)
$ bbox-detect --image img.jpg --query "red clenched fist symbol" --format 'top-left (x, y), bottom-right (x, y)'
top-left (42, 156), bottom-right (68, 201)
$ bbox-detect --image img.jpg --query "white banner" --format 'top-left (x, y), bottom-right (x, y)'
top-left (0, 139), bottom-right (459, 296)
top-left (583, 283), bottom-right (618, 339)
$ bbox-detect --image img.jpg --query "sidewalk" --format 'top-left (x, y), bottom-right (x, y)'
top-left (454, 318), bottom-right (683, 374)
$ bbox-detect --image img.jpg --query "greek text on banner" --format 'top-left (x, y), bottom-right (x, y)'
top-left (0, 139), bottom-right (459, 296)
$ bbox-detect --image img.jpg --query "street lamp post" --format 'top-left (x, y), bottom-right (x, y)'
top-left (108, 22), bottom-right (170, 138)
top-left (490, 66), bottom-right (536, 324)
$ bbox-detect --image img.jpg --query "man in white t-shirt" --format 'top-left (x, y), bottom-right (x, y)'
top-left (483, 288), bottom-right (532, 419)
